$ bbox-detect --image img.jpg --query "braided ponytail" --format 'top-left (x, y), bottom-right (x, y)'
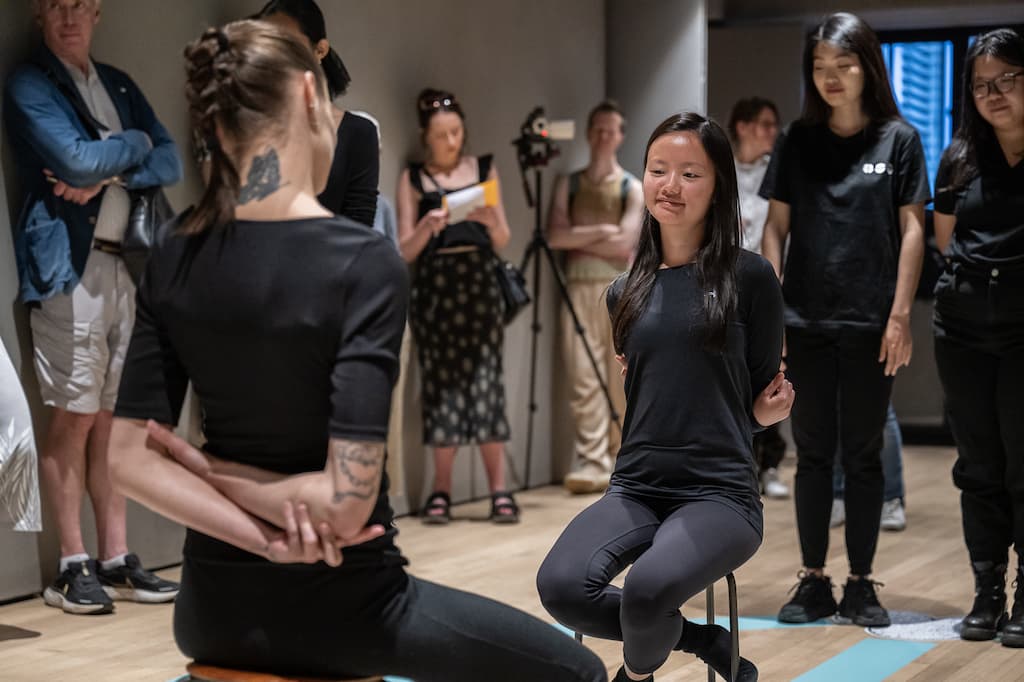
top-left (181, 20), bottom-right (327, 235)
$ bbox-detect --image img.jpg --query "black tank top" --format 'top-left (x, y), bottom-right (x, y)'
top-left (408, 154), bottom-right (493, 252)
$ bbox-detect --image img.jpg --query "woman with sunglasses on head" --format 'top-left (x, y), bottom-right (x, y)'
top-left (537, 112), bottom-right (792, 682)
top-left (761, 12), bottom-right (930, 627)
top-left (396, 89), bottom-right (520, 525)
top-left (107, 22), bottom-right (607, 682)
top-left (932, 28), bottom-right (1024, 648)
top-left (256, 0), bottom-right (378, 227)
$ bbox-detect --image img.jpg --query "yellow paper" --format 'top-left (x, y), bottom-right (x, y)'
top-left (442, 179), bottom-right (500, 223)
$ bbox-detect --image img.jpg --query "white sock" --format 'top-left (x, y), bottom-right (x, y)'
top-left (59, 553), bottom-right (90, 573)
top-left (101, 553), bottom-right (129, 570)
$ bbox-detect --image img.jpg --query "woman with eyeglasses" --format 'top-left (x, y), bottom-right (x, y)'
top-left (932, 27), bottom-right (1024, 648)
top-left (760, 12), bottom-right (930, 627)
top-left (396, 89), bottom-right (520, 525)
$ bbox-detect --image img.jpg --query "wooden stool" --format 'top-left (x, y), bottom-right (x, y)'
top-left (185, 662), bottom-right (383, 682)
top-left (572, 572), bottom-right (740, 682)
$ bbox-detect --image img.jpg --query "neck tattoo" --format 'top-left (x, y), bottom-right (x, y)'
top-left (239, 148), bottom-right (288, 205)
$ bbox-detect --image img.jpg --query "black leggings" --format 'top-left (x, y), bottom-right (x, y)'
top-left (536, 490), bottom-right (761, 676)
top-left (174, 559), bottom-right (607, 682)
top-left (786, 326), bottom-right (893, 576)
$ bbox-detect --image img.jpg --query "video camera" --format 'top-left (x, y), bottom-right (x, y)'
top-left (512, 107), bottom-right (575, 207)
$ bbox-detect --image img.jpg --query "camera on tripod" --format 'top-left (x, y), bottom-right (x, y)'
top-left (512, 107), bottom-right (575, 206)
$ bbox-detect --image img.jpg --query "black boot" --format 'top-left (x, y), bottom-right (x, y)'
top-left (1002, 561), bottom-right (1024, 648)
top-left (961, 561), bottom-right (1007, 641)
top-left (612, 666), bottom-right (653, 682)
top-left (678, 622), bottom-right (758, 682)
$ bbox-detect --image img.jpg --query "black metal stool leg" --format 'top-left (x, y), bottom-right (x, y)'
top-left (706, 582), bottom-right (716, 682)
top-left (727, 572), bottom-right (739, 682)
top-left (574, 631), bottom-right (583, 643)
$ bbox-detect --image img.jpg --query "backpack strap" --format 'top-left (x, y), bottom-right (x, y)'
top-left (567, 170), bottom-right (582, 212)
top-left (619, 171), bottom-right (636, 215)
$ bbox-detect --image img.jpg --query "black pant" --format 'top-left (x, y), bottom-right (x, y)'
top-left (934, 268), bottom-right (1024, 565)
top-left (754, 423), bottom-right (787, 471)
top-left (536, 490), bottom-right (761, 676)
top-left (174, 559), bottom-right (607, 682)
top-left (786, 326), bottom-right (893, 576)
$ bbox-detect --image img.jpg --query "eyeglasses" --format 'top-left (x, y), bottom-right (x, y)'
top-left (418, 97), bottom-right (456, 112)
top-left (972, 72), bottom-right (1023, 99)
top-left (41, 0), bottom-right (94, 16)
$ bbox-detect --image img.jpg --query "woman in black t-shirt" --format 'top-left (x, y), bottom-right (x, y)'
top-left (932, 28), bottom-right (1024, 648)
top-left (537, 113), bottom-right (792, 682)
top-left (396, 89), bottom-right (520, 524)
top-left (108, 22), bottom-right (606, 682)
top-left (257, 0), bottom-right (379, 227)
top-left (760, 12), bottom-right (930, 627)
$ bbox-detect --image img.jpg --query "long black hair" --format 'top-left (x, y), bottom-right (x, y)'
top-left (942, 28), bottom-right (1024, 191)
top-left (800, 12), bottom-right (901, 125)
top-left (611, 112), bottom-right (741, 354)
top-left (255, 0), bottom-right (351, 99)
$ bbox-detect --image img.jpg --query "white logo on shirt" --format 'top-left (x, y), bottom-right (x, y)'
top-left (862, 162), bottom-right (894, 175)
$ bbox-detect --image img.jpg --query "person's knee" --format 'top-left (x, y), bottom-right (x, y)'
top-left (536, 556), bottom-right (590, 621)
top-left (45, 409), bottom-right (98, 448)
top-left (620, 573), bottom-right (681, 628)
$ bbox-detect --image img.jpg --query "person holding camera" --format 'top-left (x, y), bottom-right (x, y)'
top-left (546, 100), bottom-right (644, 495)
top-left (396, 89), bottom-right (520, 524)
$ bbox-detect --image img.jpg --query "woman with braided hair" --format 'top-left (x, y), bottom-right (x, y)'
top-left (107, 20), bottom-right (607, 682)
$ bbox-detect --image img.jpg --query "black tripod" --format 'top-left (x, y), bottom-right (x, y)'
top-left (512, 110), bottom-right (623, 491)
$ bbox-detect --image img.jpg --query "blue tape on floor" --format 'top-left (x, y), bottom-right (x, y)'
top-left (793, 638), bottom-right (934, 682)
top-left (691, 615), bottom-right (833, 630)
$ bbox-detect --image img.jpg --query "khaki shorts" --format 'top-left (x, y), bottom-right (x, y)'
top-left (30, 250), bottom-right (136, 414)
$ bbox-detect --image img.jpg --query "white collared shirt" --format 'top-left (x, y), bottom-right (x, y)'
top-left (59, 57), bottom-right (132, 243)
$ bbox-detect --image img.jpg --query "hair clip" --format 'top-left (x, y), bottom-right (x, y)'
top-left (419, 96), bottom-right (455, 111)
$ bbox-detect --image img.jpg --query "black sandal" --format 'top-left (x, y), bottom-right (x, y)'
top-left (421, 491), bottom-right (451, 525)
top-left (490, 491), bottom-right (520, 524)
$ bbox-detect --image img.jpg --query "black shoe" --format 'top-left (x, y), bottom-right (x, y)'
top-left (838, 576), bottom-right (890, 627)
top-left (679, 622), bottom-right (758, 682)
top-left (97, 553), bottom-right (179, 603)
top-left (43, 559), bottom-right (114, 615)
top-left (1002, 563), bottom-right (1024, 648)
top-left (612, 667), bottom-right (652, 682)
top-left (778, 572), bottom-right (838, 623)
top-left (960, 561), bottom-right (1007, 641)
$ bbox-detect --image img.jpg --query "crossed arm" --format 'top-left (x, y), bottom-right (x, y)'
top-left (109, 418), bottom-right (386, 566)
top-left (545, 174), bottom-right (644, 261)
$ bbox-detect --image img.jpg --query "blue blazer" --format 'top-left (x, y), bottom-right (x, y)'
top-left (4, 45), bottom-right (182, 303)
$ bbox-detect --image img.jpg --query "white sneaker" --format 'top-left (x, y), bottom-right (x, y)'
top-left (761, 468), bottom-right (790, 499)
top-left (830, 499), bottom-right (845, 528)
top-left (880, 499), bottom-right (906, 532)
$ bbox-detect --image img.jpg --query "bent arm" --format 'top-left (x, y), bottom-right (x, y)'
top-left (578, 178), bottom-right (645, 261)
top-left (4, 73), bottom-right (151, 187)
top-left (119, 87), bottom-right (183, 190)
top-left (200, 438), bottom-right (385, 540)
top-left (109, 418), bottom-right (279, 558)
top-left (545, 175), bottom-right (614, 250)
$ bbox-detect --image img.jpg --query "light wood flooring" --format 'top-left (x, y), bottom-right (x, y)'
top-left (1, 445), bottom-right (1021, 681)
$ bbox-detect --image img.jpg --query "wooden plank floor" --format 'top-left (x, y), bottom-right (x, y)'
top-left (0, 445), bottom-right (1019, 681)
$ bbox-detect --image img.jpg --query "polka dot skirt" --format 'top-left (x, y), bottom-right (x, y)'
top-left (410, 250), bottom-right (511, 446)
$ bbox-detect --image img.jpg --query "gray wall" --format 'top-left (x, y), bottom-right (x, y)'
top-left (607, 0), bottom-right (709, 176)
top-left (0, 0), bottom-right (613, 600)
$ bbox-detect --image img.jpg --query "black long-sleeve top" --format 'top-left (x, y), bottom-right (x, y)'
top-left (607, 251), bottom-right (784, 534)
top-left (318, 112), bottom-right (379, 227)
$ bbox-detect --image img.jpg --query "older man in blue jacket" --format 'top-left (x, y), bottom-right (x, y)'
top-left (4, 0), bottom-right (182, 615)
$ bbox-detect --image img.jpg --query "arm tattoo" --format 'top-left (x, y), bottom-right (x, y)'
top-left (238, 147), bottom-right (289, 204)
top-left (329, 440), bottom-right (385, 504)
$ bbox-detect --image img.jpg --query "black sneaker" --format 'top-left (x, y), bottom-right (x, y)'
top-left (97, 553), bottom-right (179, 603)
top-left (838, 577), bottom-right (891, 627)
top-left (43, 560), bottom-right (115, 615)
top-left (778, 572), bottom-right (838, 623)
